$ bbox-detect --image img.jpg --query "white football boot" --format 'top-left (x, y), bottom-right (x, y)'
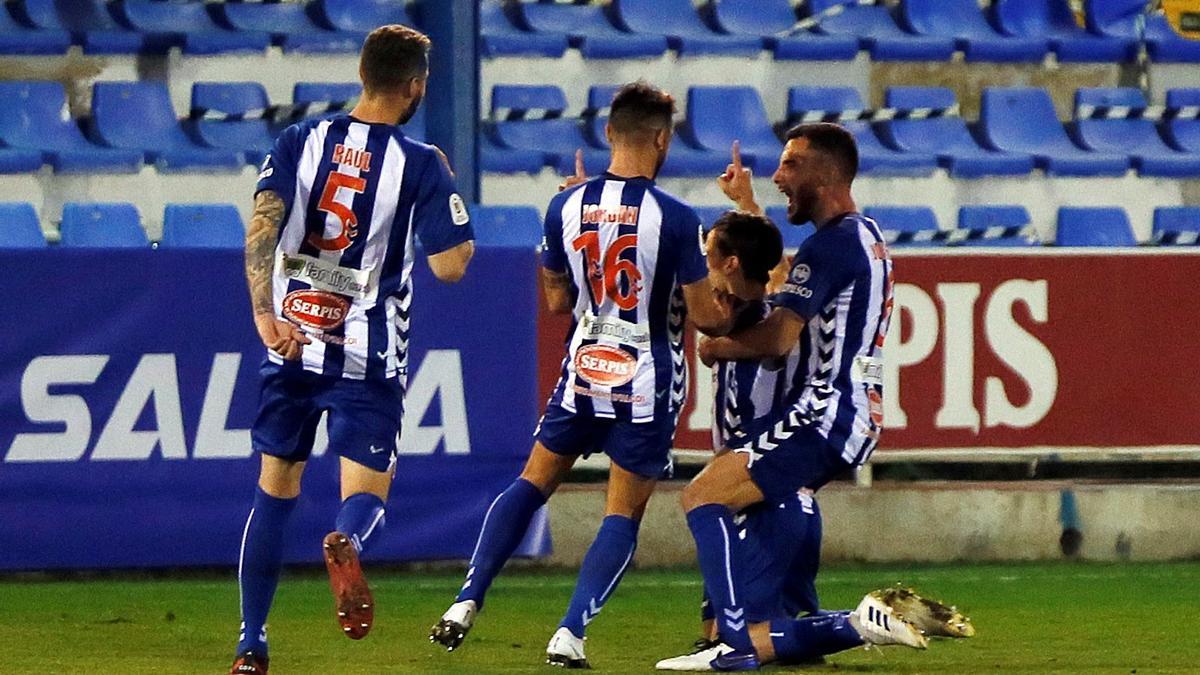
top-left (850, 593), bottom-right (929, 649)
top-left (546, 626), bottom-right (590, 669)
top-left (429, 599), bottom-right (477, 651)
top-left (655, 643), bottom-right (733, 671)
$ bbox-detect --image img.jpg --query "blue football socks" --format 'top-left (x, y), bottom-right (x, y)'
top-left (236, 488), bottom-right (297, 658)
top-left (769, 611), bottom-right (862, 663)
top-left (559, 514), bottom-right (639, 638)
top-left (455, 478), bottom-right (546, 608)
top-left (686, 504), bottom-right (754, 654)
top-left (335, 492), bottom-right (386, 554)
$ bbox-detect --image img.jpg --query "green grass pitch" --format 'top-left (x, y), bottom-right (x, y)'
top-left (5, 562), bottom-right (1198, 673)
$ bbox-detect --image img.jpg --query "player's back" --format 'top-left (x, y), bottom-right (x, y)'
top-left (542, 173), bottom-right (708, 424)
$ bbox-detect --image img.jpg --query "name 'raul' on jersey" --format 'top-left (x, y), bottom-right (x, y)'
top-left (542, 173), bottom-right (708, 423)
top-left (256, 114), bottom-right (474, 382)
top-left (769, 213), bottom-right (894, 467)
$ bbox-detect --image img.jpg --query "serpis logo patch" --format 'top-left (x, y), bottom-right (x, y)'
top-left (282, 290), bottom-right (349, 331)
top-left (575, 344), bottom-right (637, 388)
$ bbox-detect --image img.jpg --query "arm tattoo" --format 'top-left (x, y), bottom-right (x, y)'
top-left (245, 191), bottom-right (285, 317)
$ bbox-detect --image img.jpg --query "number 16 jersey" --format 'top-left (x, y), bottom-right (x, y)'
top-left (542, 173), bottom-right (708, 423)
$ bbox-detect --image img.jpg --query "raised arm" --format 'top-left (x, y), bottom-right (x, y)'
top-left (716, 141), bottom-right (763, 216)
top-left (245, 190), bottom-right (309, 360)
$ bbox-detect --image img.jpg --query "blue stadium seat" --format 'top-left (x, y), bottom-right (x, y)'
top-left (0, 203), bottom-right (46, 248)
top-left (216, 1), bottom-right (360, 54)
top-left (1056, 207), bottom-right (1136, 246)
top-left (1153, 206), bottom-right (1200, 245)
top-left (687, 87), bottom-right (781, 167)
top-left (313, 0), bottom-right (412, 34)
top-left (692, 206), bottom-right (731, 231)
top-left (0, 81), bottom-right (141, 174)
top-left (882, 86), bottom-right (1033, 177)
top-left (113, 0), bottom-right (270, 55)
top-left (0, 147), bottom-right (43, 173)
top-left (981, 87), bottom-right (1130, 176)
top-left (764, 206), bottom-right (815, 248)
top-left (786, 87), bottom-right (938, 176)
top-left (1165, 89), bottom-right (1200, 154)
top-left (709, 0), bottom-right (859, 60)
top-left (489, 85), bottom-right (608, 176)
top-left (91, 82), bottom-right (245, 172)
top-left (1074, 87), bottom-right (1200, 178)
top-left (17, 0), bottom-right (144, 54)
top-left (190, 82), bottom-right (273, 166)
top-left (480, 0), bottom-right (568, 57)
top-left (806, 0), bottom-right (956, 61)
top-left (60, 202), bottom-right (148, 248)
top-left (612, 0), bottom-right (764, 56)
top-left (956, 205), bottom-right (1039, 246)
top-left (516, 1), bottom-right (668, 59)
top-left (480, 136), bottom-right (545, 174)
top-left (160, 204), bottom-right (244, 249)
top-left (294, 82), bottom-right (361, 107)
top-left (992, 0), bottom-right (1135, 62)
top-left (863, 206), bottom-right (943, 246)
top-left (1086, 1), bottom-right (1200, 62)
top-left (469, 205), bottom-right (542, 248)
top-left (901, 0), bottom-right (1048, 62)
top-left (0, 2), bottom-right (70, 54)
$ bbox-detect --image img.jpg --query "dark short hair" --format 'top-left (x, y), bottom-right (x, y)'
top-left (360, 25), bottom-right (431, 94)
top-left (708, 211), bottom-right (783, 285)
top-left (609, 80), bottom-right (675, 139)
top-left (785, 122), bottom-right (859, 182)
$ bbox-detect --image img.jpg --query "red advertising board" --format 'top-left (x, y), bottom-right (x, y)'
top-left (538, 251), bottom-right (1200, 452)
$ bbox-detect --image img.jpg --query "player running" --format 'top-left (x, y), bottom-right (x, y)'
top-left (677, 123), bottom-right (895, 671)
top-left (229, 25), bottom-right (475, 675)
top-left (430, 81), bottom-right (732, 668)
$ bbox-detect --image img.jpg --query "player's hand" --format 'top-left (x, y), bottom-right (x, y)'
top-left (717, 141), bottom-right (757, 212)
top-left (254, 313), bottom-right (310, 361)
top-left (558, 149), bottom-right (588, 192)
top-left (697, 337), bottom-right (722, 368)
top-left (767, 253), bottom-right (793, 294)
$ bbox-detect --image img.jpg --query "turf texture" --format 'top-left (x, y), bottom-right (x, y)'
top-left (4, 561), bottom-right (1198, 673)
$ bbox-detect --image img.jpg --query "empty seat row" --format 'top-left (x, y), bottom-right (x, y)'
top-left (0, 202), bottom-right (244, 248)
top-left (482, 0), bottom-right (1200, 63)
top-left (481, 84), bottom-right (1200, 178)
top-left (0, 80), bottom-right (383, 174)
top-left (1, 0), bottom-right (403, 55)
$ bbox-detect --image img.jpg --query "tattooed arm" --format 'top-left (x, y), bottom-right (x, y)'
top-left (245, 190), bottom-right (309, 360)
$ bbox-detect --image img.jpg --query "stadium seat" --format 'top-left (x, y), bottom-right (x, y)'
top-left (1056, 207), bottom-right (1136, 246)
top-left (0, 81), bottom-right (142, 174)
top-left (469, 205), bottom-right (542, 248)
top-left (992, 0), bottom-right (1136, 62)
top-left (881, 87), bottom-right (1033, 177)
top-left (612, 0), bottom-right (764, 56)
top-left (863, 206), bottom-right (943, 246)
top-left (489, 85), bottom-right (608, 176)
top-left (0, 147), bottom-right (43, 174)
top-left (708, 0), bottom-right (859, 60)
top-left (980, 87), bottom-right (1130, 176)
top-left (0, 203), bottom-right (46, 248)
top-left (0, 2), bottom-right (70, 54)
top-left (17, 0), bottom-right (145, 54)
top-left (687, 87), bottom-right (781, 167)
top-left (59, 202), bottom-right (148, 248)
top-left (693, 206), bottom-right (731, 231)
top-left (785, 87), bottom-right (938, 176)
top-left (190, 82), bottom-right (274, 166)
top-left (1086, 1), bottom-right (1200, 62)
top-left (216, 1), bottom-right (360, 54)
top-left (160, 204), bottom-right (244, 249)
top-left (901, 0), bottom-right (1048, 62)
top-left (806, 0), bottom-right (956, 61)
top-left (1074, 88), bottom-right (1200, 178)
top-left (1152, 206), bottom-right (1200, 245)
top-left (515, 1), bottom-right (668, 59)
top-left (313, 0), bottom-right (412, 34)
top-left (91, 82), bottom-right (245, 172)
top-left (1164, 89), bottom-right (1200, 154)
top-left (112, 0), bottom-right (270, 55)
top-left (764, 206), bottom-right (816, 248)
top-left (480, 0), bottom-right (568, 57)
top-left (956, 205), bottom-right (1039, 246)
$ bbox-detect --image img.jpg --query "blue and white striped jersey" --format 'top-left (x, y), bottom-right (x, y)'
top-left (768, 213), bottom-right (894, 466)
top-left (542, 173), bottom-right (708, 423)
top-left (255, 114), bottom-right (474, 382)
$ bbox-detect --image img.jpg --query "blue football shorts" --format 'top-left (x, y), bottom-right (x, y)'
top-left (535, 402), bottom-right (676, 479)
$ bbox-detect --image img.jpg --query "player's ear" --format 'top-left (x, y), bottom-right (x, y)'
top-left (655, 127), bottom-right (671, 152)
top-left (605, 122), bottom-right (615, 145)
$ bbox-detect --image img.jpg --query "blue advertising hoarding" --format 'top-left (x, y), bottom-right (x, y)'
top-left (0, 247), bottom-right (548, 570)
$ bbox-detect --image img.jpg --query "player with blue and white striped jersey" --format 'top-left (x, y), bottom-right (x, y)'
top-left (432, 82), bottom-right (733, 668)
top-left (677, 124), bottom-right (896, 671)
top-left (232, 26), bottom-right (475, 675)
